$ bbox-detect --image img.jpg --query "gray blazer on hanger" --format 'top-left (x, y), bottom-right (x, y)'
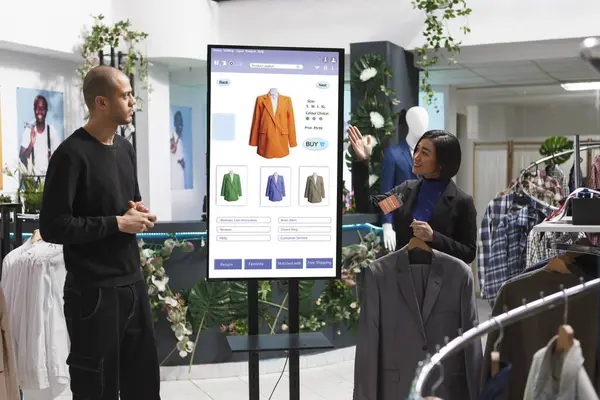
top-left (353, 246), bottom-right (482, 400)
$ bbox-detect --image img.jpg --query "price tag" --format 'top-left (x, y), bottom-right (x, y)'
top-left (378, 194), bottom-right (402, 214)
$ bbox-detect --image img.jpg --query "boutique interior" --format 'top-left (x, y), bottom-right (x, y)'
top-left (2, 1), bottom-right (600, 399)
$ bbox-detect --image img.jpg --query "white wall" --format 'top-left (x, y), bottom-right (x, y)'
top-left (217, 0), bottom-right (423, 52)
top-left (113, 0), bottom-right (218, 60)
top-left (134, 64), bottom-right (173, 221)
top-left (0, 49), bottom-right (85, 196)
top-left (218, 0), bottom-right (600, 53)
top-left (0, 0), bottom-right (111, 55)
top-left (476, 103), bottom-right (600, 139)
top-left (169, 82), bottom-right (207, 221)
top-left (3, 0), bottom-right (600, 62)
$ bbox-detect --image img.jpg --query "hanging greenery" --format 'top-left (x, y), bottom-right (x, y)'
top-left (346, 53), bottom-right (400, 194)
top-left (411, 0), bottom-right (472, 106)
top-left (77, 15), bottom-right (152, 112)
top-left (139, 238), bottom-right (196, 361)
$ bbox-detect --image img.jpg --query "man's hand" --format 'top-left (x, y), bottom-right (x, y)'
top-left (30, 127), bottom-right (37, 147)
top-left (128, 200), bottom-right (157, 222)
top-left (117, 207), bottom-right (156, 234)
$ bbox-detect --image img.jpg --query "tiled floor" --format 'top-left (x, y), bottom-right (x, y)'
top-left (55, 362), bottom-right (354, 400)
top-left (54, 300), bottom-right (491, 400)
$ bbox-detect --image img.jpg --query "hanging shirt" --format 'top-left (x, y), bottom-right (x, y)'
top-left (411, 179), bottom-right (448, 222)
top-left (480, 361), bottom-right (512, 400)
top-left (483, 199), bottom-right (548, 303)
top-left (524, 337), bottom-right (598, 400)
top-left (482, 269), bottom-right (599, 400)
top-left (588, 153), bottom-right (600, 190)
top-left (1, 240), bottom-right (69, 399)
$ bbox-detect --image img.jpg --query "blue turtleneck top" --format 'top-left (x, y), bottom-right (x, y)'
top-left (411, 178), bottom-right (449, 222)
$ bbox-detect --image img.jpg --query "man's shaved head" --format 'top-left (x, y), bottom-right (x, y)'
top-left (83, 66), bottom-right (126, 110)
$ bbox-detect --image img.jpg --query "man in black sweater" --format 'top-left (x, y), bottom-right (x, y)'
top-left (40, 66), bottom-right (160, 400)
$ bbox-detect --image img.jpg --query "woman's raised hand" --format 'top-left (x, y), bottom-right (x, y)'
top-left (347, 125), bottom-right (373, 161)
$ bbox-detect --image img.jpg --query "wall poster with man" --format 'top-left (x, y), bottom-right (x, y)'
top-left (16, 88), bottom-right (65, 176)
top-left (169, 105), bottom-right (194, 191)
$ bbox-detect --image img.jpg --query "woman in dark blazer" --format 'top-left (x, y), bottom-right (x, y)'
top-left (348, 126), bottom-right (477, 264)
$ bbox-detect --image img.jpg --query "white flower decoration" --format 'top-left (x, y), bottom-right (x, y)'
top-left (369, 112), bottom-right (385, 129)
top-left (151, 275), bottom-right (169, 292)
top-left (141, 248), bottom-right (154, 259)
top-left (360, 67), bottom-right (377, 82)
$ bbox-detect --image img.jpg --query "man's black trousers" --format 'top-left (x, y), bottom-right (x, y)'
top-left (63, 279), bottom-right (161, 399)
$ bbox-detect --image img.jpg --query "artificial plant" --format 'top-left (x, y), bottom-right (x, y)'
top-left (539, 136), bottom-right (574, 166)
top-left (411, 0), bottom-right (472, 106)
top-left (138, 228), bottom-right (386, 371)
top-left (77, 15), bottom-right (152, 112)
top-left (3, 164), bottom-right (44, 214)
top-left (346, 53), bottom-right (400, 194)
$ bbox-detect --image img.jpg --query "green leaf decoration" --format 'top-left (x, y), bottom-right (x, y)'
top-left (539, 136), bottom-right (574, 166)
top-left (228, 281), bottom-right (250, 320)
top-left (350, 53), bottom-right (388, 98)
top-left (348, 52), bottom-right (400, 192)
top-left (187, 279), bottom-right (231, 333)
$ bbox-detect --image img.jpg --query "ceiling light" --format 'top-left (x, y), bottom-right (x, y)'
top-left (561, 82), bottom-right (600, 91)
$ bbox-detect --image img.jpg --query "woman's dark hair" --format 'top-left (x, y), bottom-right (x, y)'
top-left (415, 129), bottom-right (461, 180)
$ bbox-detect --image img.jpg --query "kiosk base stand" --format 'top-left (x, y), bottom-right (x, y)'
top-left (226, 279), bottom-right (334, 400)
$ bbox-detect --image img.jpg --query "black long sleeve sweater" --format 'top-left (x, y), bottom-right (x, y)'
top-left (39, 128), bottom-right (143, 287)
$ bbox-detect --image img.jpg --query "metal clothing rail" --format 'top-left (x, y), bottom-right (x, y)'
top-left (521, 143), bottom-right (600, 172)
top-left (411, 276), bottom-right (600, 399)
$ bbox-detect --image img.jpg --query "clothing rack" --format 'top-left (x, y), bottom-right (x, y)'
top-left (411, 276), bottom-right (600, 399)
top-left (520, 142), bottom-right (600, 173)
top-left (414, 44), bottom-right (600, 398)
top-left (0, 204), bottom-right (22, 267)
top-left (414, 128), bottom-right (600, 396)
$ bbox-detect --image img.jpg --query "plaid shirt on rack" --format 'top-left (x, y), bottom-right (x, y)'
top-left (526, 230), bottom-right (587, 267)
top-left (482, 201), bottom-right (547, 303)
top-left (545, 165), bottom-right (569, 200)
top-left (477, 193), bottom-right (513, 297)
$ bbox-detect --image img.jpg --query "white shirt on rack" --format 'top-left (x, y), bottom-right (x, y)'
top-left (1, 240), bottom-right (69, 400)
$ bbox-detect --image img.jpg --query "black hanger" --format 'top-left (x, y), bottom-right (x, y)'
top-left (513, 189), bottom-right (530, 206)
top-left (408, 239), bottom-right (433, 264)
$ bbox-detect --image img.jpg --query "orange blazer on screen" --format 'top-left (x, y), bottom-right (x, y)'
top-left (249, 93), bottom-right (297, 159)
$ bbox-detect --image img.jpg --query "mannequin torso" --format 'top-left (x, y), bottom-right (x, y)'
top-left (380, 106), bottom-right (429, 251)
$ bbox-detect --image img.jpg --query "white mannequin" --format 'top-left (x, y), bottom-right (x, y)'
top-left (382, 106), bottom-right (429, 251)
top-left (273, 172), bottom-right (278, 183)
top-left (229, 170), bottom-right (234, 178)
top-left (313, 172), bottom-right (318, 184)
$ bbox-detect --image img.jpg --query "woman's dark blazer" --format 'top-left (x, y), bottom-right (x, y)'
top-left (352, 160), bottom-right (477, 264)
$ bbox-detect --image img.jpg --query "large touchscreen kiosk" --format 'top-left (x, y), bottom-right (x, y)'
top-left (207, 45), bottom-right (344, 280)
